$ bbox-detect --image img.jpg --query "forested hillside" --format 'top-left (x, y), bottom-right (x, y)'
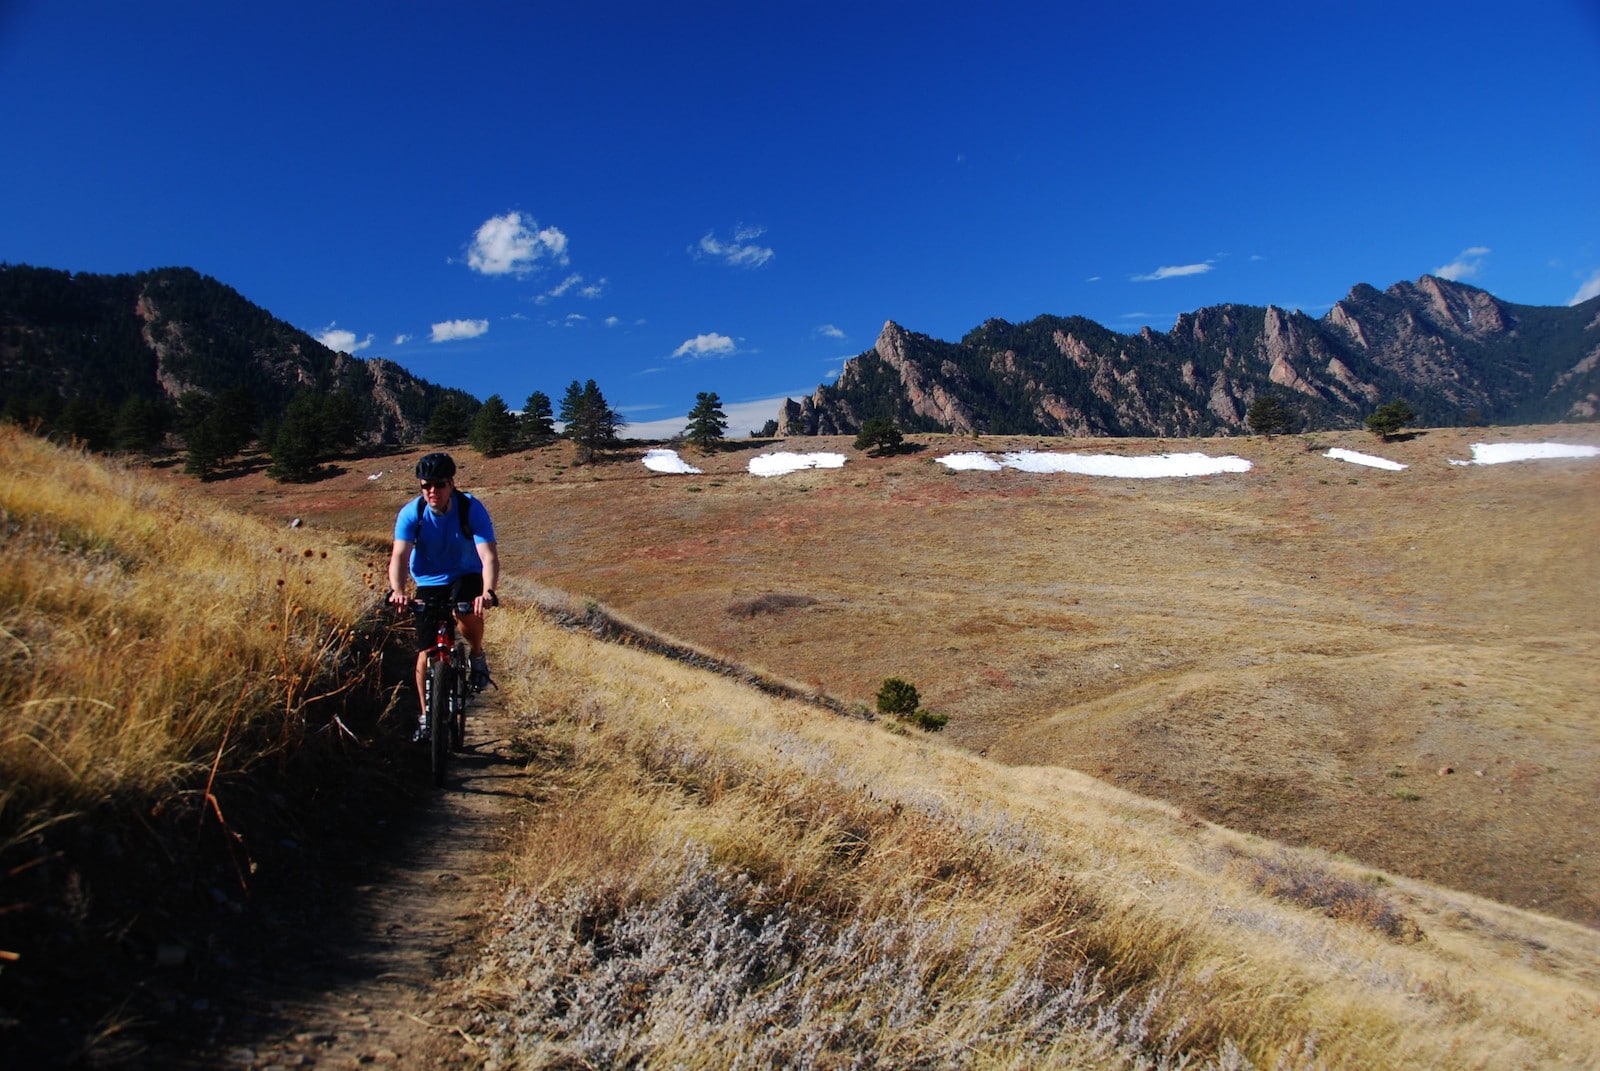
top-left (0, 264), bottom-right (467, 465)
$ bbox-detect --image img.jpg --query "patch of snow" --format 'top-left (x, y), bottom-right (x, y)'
top-left (992, 451), bottom-right (1252, 478)
top-left (1324, 448), bottom-right (1406, 471)
top-left (749, 451), bottom-right (848, 477)
top-left (642, 449), bottom-right (703, 475)
top-left (367, 471), bottom-right (383, 480)
top-left (934, 452), bottom-right (1004, 472)
top-left (1449, 442), bottom-right (1600, 466)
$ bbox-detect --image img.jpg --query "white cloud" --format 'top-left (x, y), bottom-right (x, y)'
top-left (1434, 246), bottom-right (1491, 281)
top-left (316, 323), bottom-right (372, 354)
top-left (1131, 261), bottom-right (1214, 282)
top-left (431, 319), bottom-right (489, 342)
top-left (565, 313), bottom-right (588, 326)
top-left (536, 273), bottom-right (584, 304)
top-left (604, 315), bottom-right (621, 327)
top-left (816, 323), bottom-right (845, 339)
top-left (672, 332), bottom-right (738, 358)
top-left (693, 227), bottom-right (775, 268)
top-left (466, 211), bottom-right (569, 275)
top-left (536, 272), bottom-right (607, 305)
top-left (394, 333), bottom-right (412, 346)
top-left (1568, 269), bottom-right (1600, 305)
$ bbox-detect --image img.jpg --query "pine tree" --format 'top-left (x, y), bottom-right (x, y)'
top-left (683, 391), bottom-right (728, 451)
top-left (267, 392), bottom-right (327, 481)
top-left (1246, 395), bottom-right (1292, 437)
top-left (520, 390), bottom-right (556, 445)
top-left (559, 379), bottom-right (623, 462)
top-left (469, 394), bottom-right (521, 456)
top-left (853, 416), bottom-right (904, 455)
top-left (1365, 398), bottom-right (1415, 441)
top-left (425, 393), bottom-right (476, 444)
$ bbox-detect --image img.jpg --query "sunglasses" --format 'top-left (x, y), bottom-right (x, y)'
top-left (419, 480), bottom-right (451, 490)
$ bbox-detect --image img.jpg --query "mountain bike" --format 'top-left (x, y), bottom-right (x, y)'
top-left (410, 596), bottom-right (474, 787)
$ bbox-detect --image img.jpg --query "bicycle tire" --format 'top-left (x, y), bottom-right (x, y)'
top-left (450, 641), bottom-right (471, 750)
top-left (429, 657), bottom-right (451, 787)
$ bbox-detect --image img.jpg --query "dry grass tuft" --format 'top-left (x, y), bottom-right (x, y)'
top-left (1224, 848), bottom-right (1424, 942)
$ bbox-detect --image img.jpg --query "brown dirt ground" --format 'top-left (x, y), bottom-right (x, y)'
top-left (178, 424), bottom-right (1600, 928)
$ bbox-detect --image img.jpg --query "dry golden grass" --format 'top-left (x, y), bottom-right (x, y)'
top-left (466, 598), bottom-right (1600, 1068)
top-left (0, 425), bottom-right (379, 848)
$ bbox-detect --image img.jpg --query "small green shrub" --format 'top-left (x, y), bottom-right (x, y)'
top-left (875, 677), bottom-right (920, 717)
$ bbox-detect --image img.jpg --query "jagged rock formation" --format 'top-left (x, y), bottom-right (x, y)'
top-left (780, 276), bottom-right (1600, 436)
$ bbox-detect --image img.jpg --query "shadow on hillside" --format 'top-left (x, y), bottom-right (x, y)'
top-left (0, 656), bottom-right (536, 1069)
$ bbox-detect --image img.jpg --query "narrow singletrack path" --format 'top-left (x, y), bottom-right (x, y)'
top-left (151, 693), bottom-right (533, 1070)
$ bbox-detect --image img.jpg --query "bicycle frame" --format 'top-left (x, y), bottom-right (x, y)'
top-left (412, 598), bottom-right (473, 786)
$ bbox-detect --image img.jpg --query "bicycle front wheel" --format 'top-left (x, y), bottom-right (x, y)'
top-left (429, 657), bottom-right (451, 787)
top-left (450, 641), bottom-right (471, 750)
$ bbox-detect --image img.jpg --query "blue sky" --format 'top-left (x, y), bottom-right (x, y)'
top-left (3, 1), bottom-right (1597, 438)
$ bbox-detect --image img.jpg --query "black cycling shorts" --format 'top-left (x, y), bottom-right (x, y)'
top-left (413, 573), bottom-right (484, 652)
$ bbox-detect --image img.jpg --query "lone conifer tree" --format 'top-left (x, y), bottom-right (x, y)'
top-left (1246, 395), bottom-right (1293, 437)
top-left (1365, 398), bottom-right (1415, 441)
top-left (683, 391), bottom-right (728, 451)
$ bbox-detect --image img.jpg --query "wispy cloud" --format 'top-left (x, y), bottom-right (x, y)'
top-left (1433, 246), bottom-right (1491, 281)
top-left (815, 323), bottom-right (845, 339)
top-left (1571, 268), bottom-right (1600, 305)
top-left (536, 272), bottom-right (608, 304)
top-left (672, 332), bottom-right (738, 358)
top-left (431, 318), bottom-right (489, 342)
top-left (466, 211), bottom-right (569, 276)
top-left (394, 333), bottom-right (412, 346)
top-left (315, 322), bottom-right (372, 354)
top-left (1131, 261), bottom-right (1214, 282)
top-left (692, 225), bottom-right (775, 268)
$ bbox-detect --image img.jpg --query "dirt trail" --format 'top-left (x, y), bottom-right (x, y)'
top-left (151, 694), bottom-right (531, 1071)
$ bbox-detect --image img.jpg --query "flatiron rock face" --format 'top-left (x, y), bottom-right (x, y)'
top-left (779, 275), bottom-right (1600, 436)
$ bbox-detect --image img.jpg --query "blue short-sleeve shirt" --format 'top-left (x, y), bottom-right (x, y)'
top-left (394, 493), bottom-right (496, 587)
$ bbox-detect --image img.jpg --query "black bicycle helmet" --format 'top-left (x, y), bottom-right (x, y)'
top-left (415, 452), bottom-right (457, 482)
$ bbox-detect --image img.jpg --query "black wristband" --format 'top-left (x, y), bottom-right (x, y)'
top-left (486, 589), bottom-right (499, 606)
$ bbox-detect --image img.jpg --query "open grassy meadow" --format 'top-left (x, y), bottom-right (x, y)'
top-left (203, 425), bottom-right (1600, 928)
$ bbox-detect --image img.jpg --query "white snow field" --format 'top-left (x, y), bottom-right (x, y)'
top-left (935, 450), bottom-right (1252, 478)
top-left (1449, 442), bottom-right (1600, 466)
top-left (1324, 448), bottom-right (1407, 471)
top-left (748, 452), bottom-right (848, 477)
top-left (642, 449), bottom-right (703, 474)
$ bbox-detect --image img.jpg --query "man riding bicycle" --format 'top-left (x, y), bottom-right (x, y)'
top-left (387, 452), bottom-right (500, 742)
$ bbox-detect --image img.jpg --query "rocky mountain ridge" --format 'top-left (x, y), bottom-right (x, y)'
top-left (0, 264), bottom-right (453, 444)
top-left (779, 276), bottom-right (1600, 436)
